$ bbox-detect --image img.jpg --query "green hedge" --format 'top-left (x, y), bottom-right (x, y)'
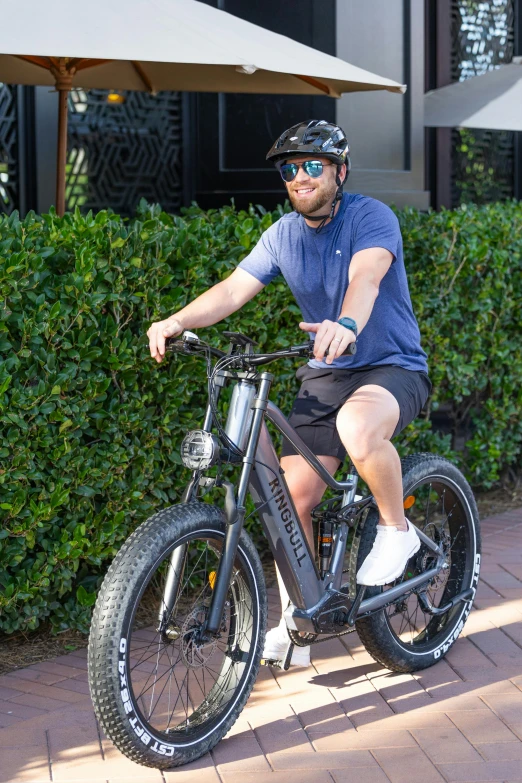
top-left (0, 198), bottom-right (521, 634)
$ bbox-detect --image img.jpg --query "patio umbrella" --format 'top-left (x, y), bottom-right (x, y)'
top-left (0, 0), bottom-right (405, 215)
top-left (424, 56), bottom-right (522, 131)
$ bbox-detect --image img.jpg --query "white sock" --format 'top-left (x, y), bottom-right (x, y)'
top-left (377, 519), bottom-right (409, 532)
top-left (275, 564), bottom-right (290, 628)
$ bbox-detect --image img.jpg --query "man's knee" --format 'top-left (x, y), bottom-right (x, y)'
top-left (282, 469), bottom-right (324, 509)
top-left (280, 455), bottom-right (338, 508)
top-left (336, 412), bottom-right (388, 464)
top-left (340, 426), bottom-right (380, 463)
top-left (336, 386), bottom-right (400, 463)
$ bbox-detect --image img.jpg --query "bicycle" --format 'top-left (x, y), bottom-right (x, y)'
top-left (88, 329), bottom-right (481, 769)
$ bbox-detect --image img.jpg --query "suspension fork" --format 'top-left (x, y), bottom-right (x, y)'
top-left (158, 544), bottom-right (187, 632)
top-left (158, 390), bottom-right (221, 627)
top-left (204, 373), bottom-right (273, 637)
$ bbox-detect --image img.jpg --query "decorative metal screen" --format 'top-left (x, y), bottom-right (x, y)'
top-left (67, 89), bottom-right (183, 216)
top-left (0, 84), bottom-right (19, 215)
top-left (451, 0), bottom-right (515, 205)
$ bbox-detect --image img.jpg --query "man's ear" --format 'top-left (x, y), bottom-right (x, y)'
top-left (335, 164), bottom-right (347, 188)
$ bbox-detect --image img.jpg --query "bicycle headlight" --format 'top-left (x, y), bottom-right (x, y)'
top-left (180, 430), bottom-right (220, 470)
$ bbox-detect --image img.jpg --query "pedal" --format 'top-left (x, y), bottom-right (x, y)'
top-left (260, 657), bottom-right (284, 669)
top-left (260, 640), bottom-right (295, 670)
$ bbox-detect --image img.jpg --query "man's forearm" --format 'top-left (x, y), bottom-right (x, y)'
top-left (338, 276), bottom-right (379, 334)
top-left (169, 279), bottom-right (241, 330)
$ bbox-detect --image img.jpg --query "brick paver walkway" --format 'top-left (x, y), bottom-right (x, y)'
top-left (2, 509), bottom-right (522, 782)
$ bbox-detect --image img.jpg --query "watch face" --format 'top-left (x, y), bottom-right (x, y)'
top-left (338, 318), bottom-right (357, 336)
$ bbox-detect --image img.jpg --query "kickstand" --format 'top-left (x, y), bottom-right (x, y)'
top-left (346, 584), bottom-right (366, 626)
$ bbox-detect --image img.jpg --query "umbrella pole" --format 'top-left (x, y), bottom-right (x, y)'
top-left (51, 60), bottom-right (75, 217)
top-left (56, 85), bottom-right (69, 217)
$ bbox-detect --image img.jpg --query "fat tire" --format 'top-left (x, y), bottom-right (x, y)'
top-left (88, 502), bottom-right (266, 768)
top-left (355, 453), bottom-right (481, 673)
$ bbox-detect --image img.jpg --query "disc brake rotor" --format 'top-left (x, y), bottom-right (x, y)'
top-left (180, 605), bottom-right (220, 669)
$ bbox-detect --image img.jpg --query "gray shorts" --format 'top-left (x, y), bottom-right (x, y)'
top-left (281, 363), bottom-right (432, 461)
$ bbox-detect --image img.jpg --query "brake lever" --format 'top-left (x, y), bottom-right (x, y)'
top-left (165, 338), bottom-right (187, 353)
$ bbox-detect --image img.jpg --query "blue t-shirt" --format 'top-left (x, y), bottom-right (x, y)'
top-left (238, 193), bottom-right (428, 373)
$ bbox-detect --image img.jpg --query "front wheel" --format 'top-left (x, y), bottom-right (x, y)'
top-left (355, 453), bottom-right (481, 673)
top-left (88, 502), bottom-right (266, 769)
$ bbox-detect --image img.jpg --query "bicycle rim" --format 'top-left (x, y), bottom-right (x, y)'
top-left (122, 531), bottom-right (257, 743)
top-left (383, 473), bottom-right (477, 651)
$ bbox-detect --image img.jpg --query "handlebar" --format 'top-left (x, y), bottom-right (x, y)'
top-left (165, 331), bottom-right (356, 366)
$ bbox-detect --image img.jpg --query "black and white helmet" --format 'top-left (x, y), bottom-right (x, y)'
top-left (266, 119), bottom-right (350, 174)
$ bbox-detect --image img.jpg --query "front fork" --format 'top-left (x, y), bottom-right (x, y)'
top-left (156, 475), bottom-right (201, 632)
top-left (159, 373), bottom-right (273, 640)
top-left (158, 544), bottom-right (187, 635)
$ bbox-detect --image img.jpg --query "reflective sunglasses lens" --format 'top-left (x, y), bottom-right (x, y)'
top-left (303, 161), bottom-right (323, 178)
top-left (280, 163), bottom-right (298, 182)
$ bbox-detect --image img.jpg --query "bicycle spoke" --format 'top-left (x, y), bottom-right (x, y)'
top-left (124, 532), bottom-right (255, 739)
top-left (385, 476), bottom-right (472, 648)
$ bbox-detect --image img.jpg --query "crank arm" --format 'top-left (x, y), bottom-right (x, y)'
top-left (415, 526), bottom-right (444, 558)
top-left (416, 587), bottom-right (475, 616)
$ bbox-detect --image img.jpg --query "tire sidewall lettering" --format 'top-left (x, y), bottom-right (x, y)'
top-left (432, 548), bottom-right (481, 660)
top-left (114, 536), bottom-right (261, 756)
top-left (118, 635), bottom-right (176, 754)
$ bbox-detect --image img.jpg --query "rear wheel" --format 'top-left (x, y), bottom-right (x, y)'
top-left (355, 454), bottom-right (481, 672)
top-left (88, 502), bottom-right (266, 768)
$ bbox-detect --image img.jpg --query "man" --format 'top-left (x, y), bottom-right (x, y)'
top-left (147, 119), bottom-right (431, 667)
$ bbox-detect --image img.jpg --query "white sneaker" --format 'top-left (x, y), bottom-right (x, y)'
top-left (262, 622), bottom-right (311, 667)
top-left (356, 520), bottom-right (421, 587)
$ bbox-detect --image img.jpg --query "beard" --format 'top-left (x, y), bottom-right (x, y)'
top-left (287, 186), bottom-right (335, 216)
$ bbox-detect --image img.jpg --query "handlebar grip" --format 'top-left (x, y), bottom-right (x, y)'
top-left (311, 339), bottom-right (357, 358)
top-left (326, 341), bottom-right (357, 357)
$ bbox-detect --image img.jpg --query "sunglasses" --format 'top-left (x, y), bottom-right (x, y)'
top-left (279, 160), bottom-right (334, 182)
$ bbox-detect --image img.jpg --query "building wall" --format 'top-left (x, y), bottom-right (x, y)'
top-left (336, 0), bottom-right (429, 209)
top-left (2, 0), bottom-right (431, 216)
top-left (190, 0), bottom-right (337, 212)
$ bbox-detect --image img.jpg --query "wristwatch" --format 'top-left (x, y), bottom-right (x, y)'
top-left (337, 316), bottom-right (358, 338)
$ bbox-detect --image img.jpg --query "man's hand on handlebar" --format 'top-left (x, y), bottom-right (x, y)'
top-left (299, 320), bottom-right (356, 365)
top-left (147, 316), bottom-right (184, 363)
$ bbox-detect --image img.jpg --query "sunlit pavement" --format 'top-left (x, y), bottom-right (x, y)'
top-left (2, 509), bottom-right (522, 783)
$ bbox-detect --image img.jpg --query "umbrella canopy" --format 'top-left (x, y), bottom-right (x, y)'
top-left (1, 0), bottom-right (405, 97)
top-left (0, 0), bottom-right (406, 214)
top-left (424, 57), bottom-right (522, 131)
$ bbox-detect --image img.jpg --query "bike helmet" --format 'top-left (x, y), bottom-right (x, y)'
top-left (266, 119), bottom-right (351, 170)
top-left (266, 120), bottom-right (351, 232)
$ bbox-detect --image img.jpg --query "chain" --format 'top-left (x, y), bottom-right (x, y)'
top-left (288, 624), bottom-right (356, 646)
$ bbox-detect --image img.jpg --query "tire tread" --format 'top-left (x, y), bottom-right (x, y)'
top-left (88, 502), bottom-right (266, 768)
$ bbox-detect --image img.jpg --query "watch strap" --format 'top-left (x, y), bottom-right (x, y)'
top-left (337, 316), bottom-right (358, 337)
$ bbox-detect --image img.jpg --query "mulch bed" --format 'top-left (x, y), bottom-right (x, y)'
top-left (0, 487), bottom-right (519, 677)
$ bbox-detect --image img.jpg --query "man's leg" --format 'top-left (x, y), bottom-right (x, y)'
top-left (263, 453), bottom-right (340, 665)
top-left (280, 453), bottom-right (341, 550)
top-left (336, 384), bottom-right (419, 585)
top-left (336, 384), bottom-right (404, 528)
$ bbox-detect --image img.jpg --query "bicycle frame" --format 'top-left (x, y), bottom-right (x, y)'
top-left (178, 361), bottom-right (446, 638)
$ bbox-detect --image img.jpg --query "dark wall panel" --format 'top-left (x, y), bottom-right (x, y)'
top-left (190, 0), bottom-right (336, 210)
